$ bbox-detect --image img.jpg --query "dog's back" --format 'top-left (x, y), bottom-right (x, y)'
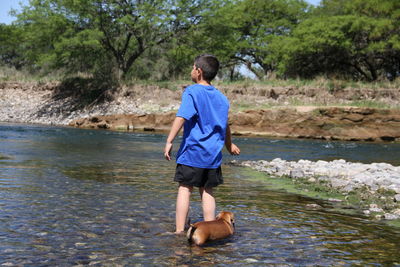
top-left (187, 212), bottom-right (235, 246)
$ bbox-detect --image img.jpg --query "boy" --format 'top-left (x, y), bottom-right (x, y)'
top-left (164, 54), bottom-right (240, 234)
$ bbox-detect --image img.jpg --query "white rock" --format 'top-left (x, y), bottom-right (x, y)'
top-left (384, 213), bottom-right (399, 220)
top-left (392, 209), bottom-right (400, 216)
top-left (369, 207), bottom-right (384, 213)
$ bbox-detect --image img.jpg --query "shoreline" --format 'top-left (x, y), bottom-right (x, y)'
top-left (231, 159), bottom-right (400, 223)
top-left (1, 81), bottom-right (400, 142)
top-left (67, 107), bottom-right (400, 142)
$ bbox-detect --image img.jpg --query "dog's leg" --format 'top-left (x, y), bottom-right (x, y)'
top-left (186, 224), bottom-right (196, 242)
top-left (185, 216), bottom-right (191, 230)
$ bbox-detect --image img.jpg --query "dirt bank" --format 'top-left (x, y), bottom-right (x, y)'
top-left (69, 106), bottom-right (400, 142)
top-left (1, 81), bottom-right (399, 141)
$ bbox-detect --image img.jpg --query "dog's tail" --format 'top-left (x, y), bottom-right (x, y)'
top-left (186, 224), bottom-right (197, 242)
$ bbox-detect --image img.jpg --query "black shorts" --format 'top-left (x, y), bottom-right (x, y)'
top-left (174, 164), bottom-right (223, 188)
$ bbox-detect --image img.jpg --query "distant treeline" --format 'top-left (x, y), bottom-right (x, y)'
top-left (0, 0), bottom-right (399, 82)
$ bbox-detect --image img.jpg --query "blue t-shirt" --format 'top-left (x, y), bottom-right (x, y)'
top-left (176, 84), bottom-right (229, 168)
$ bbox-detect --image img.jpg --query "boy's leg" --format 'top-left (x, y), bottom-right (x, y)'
top-left (176, 183), bottom-right (193, 233)
top-left (199, 187), bottom-right (216, 221)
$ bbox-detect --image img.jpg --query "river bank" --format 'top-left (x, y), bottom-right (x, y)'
top-left (1, 81), bottom-right (399, 142)
top-left (69, 107), bottom-right (400, 142)
top-left (231, 159), bottom-right (400, 222)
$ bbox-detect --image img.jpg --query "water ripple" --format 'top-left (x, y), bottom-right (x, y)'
top-left (0, 123), bottom-right (400, 265)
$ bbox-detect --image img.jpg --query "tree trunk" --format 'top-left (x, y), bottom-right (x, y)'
top-left (229, 67), bottom-right (235, 81)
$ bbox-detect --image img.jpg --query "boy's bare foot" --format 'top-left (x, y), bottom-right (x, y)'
top-left (174, 231), bottom-right (185, 235)
top-left (159, 231), bottom-right (185, 236)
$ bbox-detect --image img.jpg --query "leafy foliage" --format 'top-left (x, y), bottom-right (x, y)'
top-left (277, 0), bottom-right (400, 80)
top-left (0, 0), bottom-right (399, 82)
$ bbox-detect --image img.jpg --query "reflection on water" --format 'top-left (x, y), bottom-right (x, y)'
top-left (0, 123), bottom-right (400, 265)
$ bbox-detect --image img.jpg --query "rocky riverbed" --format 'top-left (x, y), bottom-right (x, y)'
top-left (232, 159), bottom-right (400, 220)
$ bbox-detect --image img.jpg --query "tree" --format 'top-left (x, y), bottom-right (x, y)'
top-left (213, 0), bottom-right (309, 79)
top-left (276, 0), bottom-right (400, 81)
top-left (238, 0), bottom-right (309, 79)
top-left (15, 0), bottom-right (207, 80)
top-left (161, 0), bottom-right (310, 81)
top-left (0, 24), bottom-right (26, 69)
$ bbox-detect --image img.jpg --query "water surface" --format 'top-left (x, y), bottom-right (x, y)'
top-left (0, 123), bottom-right (399, 265)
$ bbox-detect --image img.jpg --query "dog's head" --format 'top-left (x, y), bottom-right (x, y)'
top-left (216, 211), bottom-right (235, 227)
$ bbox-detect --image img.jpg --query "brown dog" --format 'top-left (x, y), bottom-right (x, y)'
top-left (187, 211), bottom-right (235, 246)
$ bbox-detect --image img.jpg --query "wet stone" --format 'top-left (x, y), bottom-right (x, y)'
top-left (306, 203), bottom-right (322, 209)
top-left (244, 258), bottom-right (259, 263)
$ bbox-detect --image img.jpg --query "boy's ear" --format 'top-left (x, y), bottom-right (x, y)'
top-left (197, 68), bottom-right (204, 79)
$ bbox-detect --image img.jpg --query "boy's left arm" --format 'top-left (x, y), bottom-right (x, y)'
top-left (225, 124), bottom-right (240, 155)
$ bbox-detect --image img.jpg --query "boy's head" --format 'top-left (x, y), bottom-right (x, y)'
top-left (192, 54), bottom-right (220, 83)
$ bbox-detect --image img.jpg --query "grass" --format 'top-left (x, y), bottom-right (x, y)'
top-left (2, 65), bottom-right (400, 90)
top-left (346, 100), bottom-right (395, 109)
top-left (233, 102), bottom-right (275, 112)
top-left (284, 99), bottom-right (399, 109)
top-left (214, 76), bottom-right (400, 90)
top-left (240, 167), bottom-right (347, 202)
top-left (1, 66), bottom-right (399, 110)
top-left (125, 79), bottom-right (187, 91)
top-left (240, 167), bottom-right (400, 228)
top-left (0, 66), bottom-right (62, 83)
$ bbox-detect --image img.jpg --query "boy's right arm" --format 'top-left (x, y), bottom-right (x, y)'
top-left (225, 124), bottom-right (240, 155)
top-left (164, 116), bottom-right (186, 161)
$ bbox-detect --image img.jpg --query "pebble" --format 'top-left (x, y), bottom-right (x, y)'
top-left (328, 198), bottom-right (342, 202)
top-left (384, 213), bottom-right (399, 220)
top-left (244, 258), bottom-right (259, 263)
top-left (392, 209), bottom-right (400, 215)
top-left (306, 203), bottom-right (322, 209)
top-left (370, 207), bottom-right (384, 213)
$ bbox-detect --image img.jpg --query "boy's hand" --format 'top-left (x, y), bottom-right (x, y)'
top-left (227, 143), bottom-right (240, 155)
top-left (164, 142), bottom-right (173, 160)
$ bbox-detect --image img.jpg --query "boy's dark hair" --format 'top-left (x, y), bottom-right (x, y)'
top-left (194, 54), bottom-right (220, 82)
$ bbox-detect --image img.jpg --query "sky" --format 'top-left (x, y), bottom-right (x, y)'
top-left (0, 0), bottom-right (322, 24)
top-left (0, 0), bottom-right (29, 24)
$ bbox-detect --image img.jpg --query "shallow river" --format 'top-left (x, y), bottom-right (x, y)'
top-left (1, 123), bottom-right (400, 266)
